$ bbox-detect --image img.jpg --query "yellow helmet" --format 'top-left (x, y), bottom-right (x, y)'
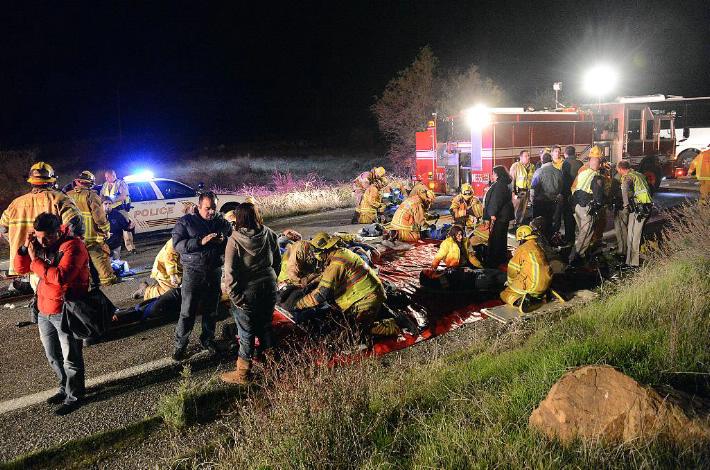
top-left (311, 231), bottom-right (340, 252)
top-left (425, 190), bottom-right (435, 201)
top-left (75, 170), bottom-right (95, 186)
top-left (461, 183), bottom-right (473, 196)
top-left (515, 225), bottom-right (537, 241)
top-left (589, 145), bottom-right (603, 159)
top-left (27, 161), bottom-right (57, 185)
top-left (373, 167), bottom-right (386, 178)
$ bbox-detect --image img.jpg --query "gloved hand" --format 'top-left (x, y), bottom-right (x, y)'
top-left (370, 318), bottom-right (401, 337)
top-left (169, 274), bottom-right (181, 287)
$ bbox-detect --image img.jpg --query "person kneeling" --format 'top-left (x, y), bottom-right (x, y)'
top-left (431, 225), bottom-right (482, 270)
top-left (500, 225), bottom-right (552, 312)
top-left (293, 233), bottom-right (396, 337)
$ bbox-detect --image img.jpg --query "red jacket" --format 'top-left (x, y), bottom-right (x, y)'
top-left (14, 228), bottom-right (90, 315)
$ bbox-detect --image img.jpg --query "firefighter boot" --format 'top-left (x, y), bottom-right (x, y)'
top-left (220, 357), bottom-right (252, 385)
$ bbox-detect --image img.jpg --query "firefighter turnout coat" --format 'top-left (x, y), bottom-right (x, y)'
top-left (500, 238), bottom-right (552, 305)
top-left (432, 237), bottom-right (483, 269)
top-left (144, 238), bottom-right (182, 300)
top-left (277, 240), bottom-right (318, 286)
top-left (449, 194), bottom-right (483, 227)
top-left (389, 194), bottom-right (427, 242)
top-left (355, 185), bottom-right (383, 224)
top-left (0, 188), bottom-right (83, 275)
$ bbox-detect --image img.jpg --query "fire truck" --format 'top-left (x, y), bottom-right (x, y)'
top-left (415, 96), bottom-right (685, 196)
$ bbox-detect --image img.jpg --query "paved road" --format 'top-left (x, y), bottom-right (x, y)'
top-left (0, 187), bottom-right (697, 462)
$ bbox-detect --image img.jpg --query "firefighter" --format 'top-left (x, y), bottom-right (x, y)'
top-left (449, 183), bottom-right (483, 228)
top-left (133, 238), bottom-right (182, 300)
top-left (568, 147), bottom-right (605, 265)
top-left (389, 186), bottom-right (428, 242)
top-left (616, 160), bottom-right (653, 267)
top-left (509, 150), bottom-right (535, 226)
top-left (500, 225), bottom-right (552, 311)
top-left (688, 149), bottom-right (710, 199)
top-left (431, 225), bottom-right (482, 269)
top-left (100, 169), bottom-right (136, 254)
top-left (69, 171), bottom-right (118, 286)
top-left (294, 232), bottom-right (395, 335)
top-left (352, 167), bottom-right (386, 206)
top-left (354, 177), bottom-right (385, 224)
top-left (277, 239), bottom-right (319, 287)
top-left (0, 162), bottom-right (83, 277)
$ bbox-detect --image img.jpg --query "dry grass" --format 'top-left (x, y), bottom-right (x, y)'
top-left (173, 201), bottom-right (710, 469)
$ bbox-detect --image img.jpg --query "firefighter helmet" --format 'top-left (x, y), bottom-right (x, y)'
top-left (27, 162), bottom-right (57, 185)
top-left (425, 190), bottom-right (435, 202)
top-left (589, 145), bottom-right (603, 159)
top-left (311, 232), bottom-right (340, 260)
top-left (75, 170), bottom-right (95, 186)
top-left (461, 183), bottom-right (473, 196)
top-left (515, 225), bottom-right (537, 241)
top-left (373, 167), bottom-right (386, 178)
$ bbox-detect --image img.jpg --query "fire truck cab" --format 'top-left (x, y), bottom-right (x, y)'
top-left (415, 96), bottom-right (679, 196)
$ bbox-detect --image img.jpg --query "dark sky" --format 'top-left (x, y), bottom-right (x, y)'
top-left (1, 0), bottom-right (708, 146)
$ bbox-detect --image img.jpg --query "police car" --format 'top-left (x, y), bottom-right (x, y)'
top-left (119, 172), bottom-right (246, 234)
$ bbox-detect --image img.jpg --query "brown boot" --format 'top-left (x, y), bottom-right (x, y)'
top-left (220, 357), bottom-right (252, 384)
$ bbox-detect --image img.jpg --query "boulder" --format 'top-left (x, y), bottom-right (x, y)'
top-left (529, 365), bottom-right (710, 445)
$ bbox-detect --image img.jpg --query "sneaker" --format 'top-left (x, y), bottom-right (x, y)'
top-left (46, 392), bottom-right (66, 405)
top-left (54, 400), bottom-right (81, 416)
top-left (172, 346), bottom-right (188, 361)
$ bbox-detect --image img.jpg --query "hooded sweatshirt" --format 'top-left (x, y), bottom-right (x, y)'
top-left (223, 225), bottom-right (281, 302)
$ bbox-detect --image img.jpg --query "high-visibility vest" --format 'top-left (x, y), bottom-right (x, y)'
top-left (100, 179), bottom-right (131, 209)
top-left (624, 170), bottom-right (652, 204)
top-left (510, 162), bottom-right (534, 190)
top-left (571, 168), bottom-right (599, 194)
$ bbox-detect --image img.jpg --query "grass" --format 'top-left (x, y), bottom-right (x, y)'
top-left (182, 202), bottom-right (710, 469)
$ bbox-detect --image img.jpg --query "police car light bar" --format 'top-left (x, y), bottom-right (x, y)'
top-left (124, 170), bottom-right (154, 182)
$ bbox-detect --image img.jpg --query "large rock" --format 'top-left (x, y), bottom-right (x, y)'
top-left (529, 365), bottom-right (710, 445)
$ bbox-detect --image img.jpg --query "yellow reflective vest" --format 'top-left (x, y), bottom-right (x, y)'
top-left (571, 168), bottom-right (599, 194)
top-left (509, 161), bottom-right (535, 190)
top-left (622, 170), bottom-right (652, 204)
top-left (432, 237), bottom-right (482, 269)
top-left (507, 238), bottom-right (552, 296)
top-left (295, 248), bottom-right (384, 312)
top-left (100, 179), bottom-right (131, 209)
top-left (69, 187), bottom-right (110, 245)
top-left (0, 188), bottom-right (82, 275)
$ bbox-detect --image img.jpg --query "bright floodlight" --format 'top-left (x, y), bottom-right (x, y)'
top-left (583, 64), bottom-right (618, 97)
top-left (464, 104), bottom-right (490, 129)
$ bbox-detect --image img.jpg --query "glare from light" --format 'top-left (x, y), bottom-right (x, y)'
top-left (584, 64), bottom-right (618, 98)
top-left (124, 169), bottom-right (154, 182)
top-left (464, 104), bottom-right (490, 129)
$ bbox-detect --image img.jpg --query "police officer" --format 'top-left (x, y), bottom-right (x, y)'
top-left (100, 170), bottom-right (136, 254)
top-left (616, 160), bottom-right (653, 267)
top-left (568, 147), bottom-right (605, 265)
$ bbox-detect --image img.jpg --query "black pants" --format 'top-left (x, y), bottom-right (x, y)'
top-left (486, 218), bottom-right (510, 268)
top-left (561, 195), bottom-right (576, 244)
top-left (231, 278), bottom-right (277, 360)
top-left (174, 269), bottom-right (221, 349)
top-left (533, 199), bottom-right (556, 240)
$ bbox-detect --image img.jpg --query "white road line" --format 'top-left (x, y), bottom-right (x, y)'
top-left (0, 357), bottom-right (176, 415)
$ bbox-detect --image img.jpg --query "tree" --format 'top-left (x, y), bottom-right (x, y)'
top-left (371, 46), bottom-right (436, 173)
top-left (372, 47), bottom-right (503, 173)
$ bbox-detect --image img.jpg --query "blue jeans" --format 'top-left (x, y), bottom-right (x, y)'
top-left (175, 269), bottom-right (221, 349)
top-left (38, 313), bottom-right (85, 404)
top-left (230, 279), bottom-right (277, 360)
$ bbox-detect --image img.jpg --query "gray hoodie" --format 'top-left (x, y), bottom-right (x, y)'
top-left (223, 225), bottom-right (281, 301)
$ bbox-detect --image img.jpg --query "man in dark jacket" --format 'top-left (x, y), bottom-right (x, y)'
top-left (560, 146), bottom-right (584, 244)
top-left (483, 166), bottom-right (514, 268)
top-left (14, 213), bottom-right (90, 415)
top-left (171, 191), bottom-right (231, 360)
top-left (531, 153), bottom-right (563, 240)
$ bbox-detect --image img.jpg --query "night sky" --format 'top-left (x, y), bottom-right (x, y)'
top-left (1, 1), bottom-right (708, 146)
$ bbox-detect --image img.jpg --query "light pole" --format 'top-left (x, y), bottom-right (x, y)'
top-left (553, 82), bottom-right (562, 109)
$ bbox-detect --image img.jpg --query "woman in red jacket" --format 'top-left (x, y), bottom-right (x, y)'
top-left (14, 213), bottom-right (90, 416)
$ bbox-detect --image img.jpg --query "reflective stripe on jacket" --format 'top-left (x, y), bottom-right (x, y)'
top-left (389, 195), bottom-right (426, 232)
top-left (689, 150), bottom-right (710, 181)
top-left (506, 238), bottom-right (552, 296)
top-left (151, 238), bottom-right (182, 284)
top-left (356, 185), bottom-right (382, 215)
top-left (69, 187), bottom-right (110, 245)
top-left (509, 162), bottom-right (534, 190)
top-left (449, 194), bottom-right (483, 219)
top-left (295, 248), bottom-right (384, 312)
top-left (622, 170), bottom-right (652, 204)
top-left (0, 188), bottom-right (82, 275)
top-left (432, 237), bottom-right (482, 268)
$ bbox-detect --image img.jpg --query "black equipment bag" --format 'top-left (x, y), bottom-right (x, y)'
top-left (61, 288), bottom-right (116, 340)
